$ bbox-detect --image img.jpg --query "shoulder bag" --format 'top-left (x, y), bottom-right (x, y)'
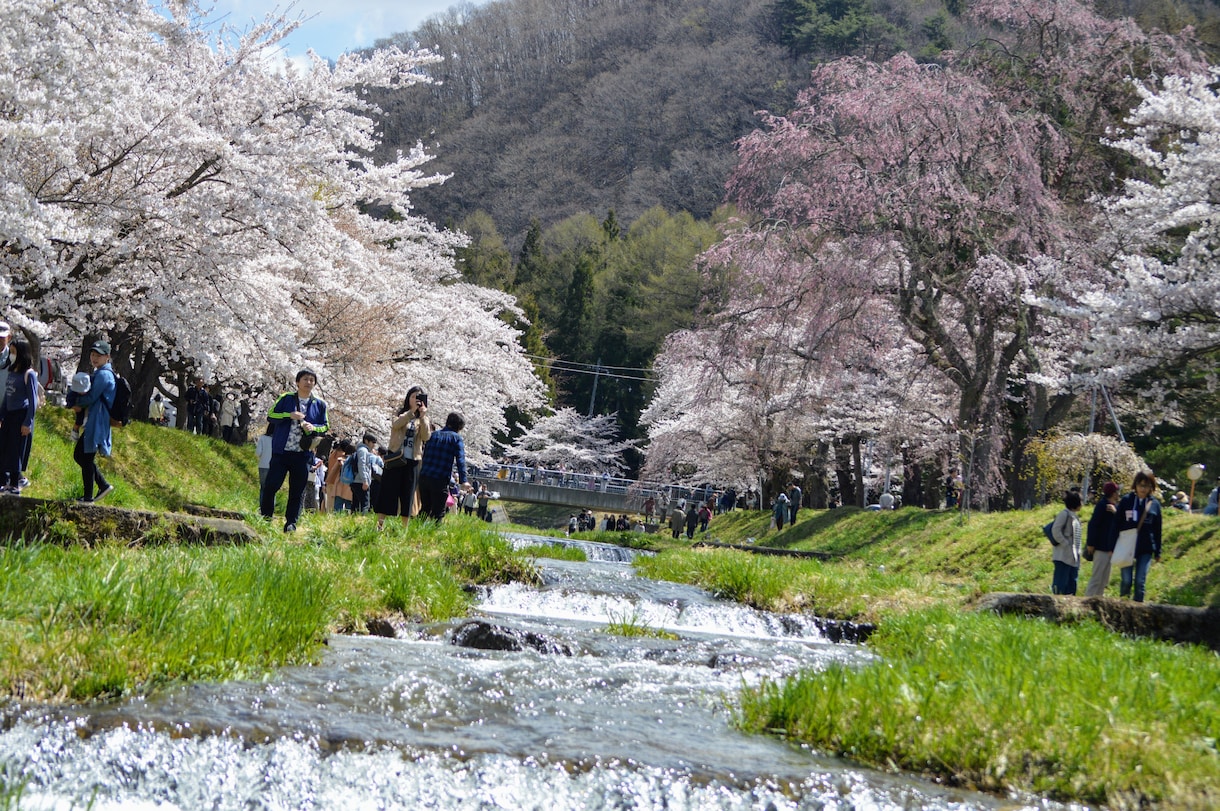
top-left (1111, 502), bottom-right (1147, 569)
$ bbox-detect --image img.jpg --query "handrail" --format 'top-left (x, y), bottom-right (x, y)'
top-left (468, 463), bottom-right (738, 506)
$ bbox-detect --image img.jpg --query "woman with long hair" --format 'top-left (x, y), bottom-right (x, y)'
top-left (0, 337), bottom-right (38, 493)
top-left (375, 386), bottom-right (431, 530)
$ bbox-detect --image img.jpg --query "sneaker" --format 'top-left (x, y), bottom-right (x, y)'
top-left (17, 477), bottom-right (29, 489)
top-left (76, 497), bottom-right (93, 503)
top-left (93, 484), bottom-right (115, 502)
top-left (284, 523), bottom-right (296, 533)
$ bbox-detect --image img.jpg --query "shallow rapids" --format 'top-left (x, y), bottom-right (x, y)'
top-left (0, 537), bottom-right (1062, 810)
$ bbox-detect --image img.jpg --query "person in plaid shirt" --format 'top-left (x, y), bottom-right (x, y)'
top-left (418, 411), bottom-right (468, 521)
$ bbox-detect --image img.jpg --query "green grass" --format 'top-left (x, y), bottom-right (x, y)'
top-left (517, 544), bottom-right (588, 562)
top-left (1, 407), bottom-right (539, 703)
top-left (603, 609), bottom-right (678, 640)
top-left (739, 607), bottom-right (1220, 810)
top-left (667, 505), bottom-right (1220, 608)
top-left (631, 509), bottom-right (1220, 809)
top-left (634, 548), bottom-right (959, 620)
top-left (0, 515), bottom-right (530, 702)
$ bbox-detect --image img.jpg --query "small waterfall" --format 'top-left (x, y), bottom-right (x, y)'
top-left (503, 531), bottom-right (648, 563)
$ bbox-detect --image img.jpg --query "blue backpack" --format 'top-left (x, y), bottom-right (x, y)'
top-left (339, 453), bottom-right (357, 486)
top-left (1042, 519), bottom-right (1058, 546)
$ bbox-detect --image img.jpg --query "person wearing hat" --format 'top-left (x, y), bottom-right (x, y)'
top-left (71, 339), bottom-right (117, 502)
top-left (1084, 481), bottom-right (1122, 597)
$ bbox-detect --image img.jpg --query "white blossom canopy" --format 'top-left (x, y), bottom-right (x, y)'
top-left (0, 0), bottom-right (545, 451)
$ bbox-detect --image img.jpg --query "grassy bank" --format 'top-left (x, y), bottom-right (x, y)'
top-left (625, 508), bottom-right (1220, 809)
top-left (1, 407), bottom-right (537, 703)
top-left (637, 505), bottom-right (1220, 609)
top-left (740, 606), bottom-right (1219, 809)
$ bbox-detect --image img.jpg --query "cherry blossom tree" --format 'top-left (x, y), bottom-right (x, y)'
top-left (645, 0), bottom-right (1204, 509)
top-left (503, 407), bottom-right (638, 473)
top-left (0, 0), bottom-right (545, 450)
top-left (1077, 70), bottom-right (1220, 391)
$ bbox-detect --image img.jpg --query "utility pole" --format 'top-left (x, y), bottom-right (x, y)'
top-left (588, 358), bottom-right (601, 416)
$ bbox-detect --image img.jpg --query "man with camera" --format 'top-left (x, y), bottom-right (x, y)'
top-left (260, 368), bottom-right (329, 533)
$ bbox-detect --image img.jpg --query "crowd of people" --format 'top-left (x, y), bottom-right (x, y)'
top-left (255, 373), bottom-right (486, 533)
top-left (0, 325), bottom-right (1211, 608)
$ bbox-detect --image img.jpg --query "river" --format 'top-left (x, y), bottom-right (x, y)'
top-left (0, 535), bottom-right (1064, 810)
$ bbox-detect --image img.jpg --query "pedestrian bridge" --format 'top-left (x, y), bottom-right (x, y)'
top-left (468, 465), bottom-right (706, 515)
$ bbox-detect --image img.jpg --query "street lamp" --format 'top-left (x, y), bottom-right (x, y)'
top-left (1187, 464), bottom-right (1205, 510)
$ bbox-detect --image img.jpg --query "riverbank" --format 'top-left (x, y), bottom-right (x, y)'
top-left (7, 416), bottom-right (1218, 808)
top-left (615, 510), bottom-right (1220, 810)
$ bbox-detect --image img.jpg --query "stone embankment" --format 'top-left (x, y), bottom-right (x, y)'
top-left (0, 495), bottom-right (255, 547)
top-left (976, 592), bottom-right (1220, 651)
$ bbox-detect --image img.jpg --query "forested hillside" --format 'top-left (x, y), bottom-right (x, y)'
top-left (363, 0), bottom-right (1220, 484)
top-left (372, 0), bottom-right (1218, 246)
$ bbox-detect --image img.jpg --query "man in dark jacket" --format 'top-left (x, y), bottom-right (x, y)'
top-left (1084, 481), bottom-right (1121, 596)
top-left (418, 412), bottom-right (468, 521)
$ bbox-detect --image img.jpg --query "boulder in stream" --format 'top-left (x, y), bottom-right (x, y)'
top-left (450, 620), bottom-right (573, 656)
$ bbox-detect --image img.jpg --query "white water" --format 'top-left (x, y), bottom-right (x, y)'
top-left (0, 537), bottom-right (1068, 810)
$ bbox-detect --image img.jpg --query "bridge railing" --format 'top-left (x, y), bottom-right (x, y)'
top-left (468, 464), bottom-right (713, 506)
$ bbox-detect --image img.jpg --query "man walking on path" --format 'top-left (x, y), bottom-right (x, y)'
top-left (260, 369), bottom-right (329, 532)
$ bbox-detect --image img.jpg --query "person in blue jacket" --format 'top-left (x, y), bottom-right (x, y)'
top-left (72, 339), bottom-right (116, 502)
top-left (1114, 470), bottom-right (1163, 603)
top-left (260, 369), bottom-right (329, 532)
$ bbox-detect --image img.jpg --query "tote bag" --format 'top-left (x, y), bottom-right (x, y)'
top-left (1112, 503), bottom-right (1147, 569)
top-left (1112, 529), bottom-right (1138, 569)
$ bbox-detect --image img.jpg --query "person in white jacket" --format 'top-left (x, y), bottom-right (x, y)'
top-left (1050, 490), bottom-right (1083, 595)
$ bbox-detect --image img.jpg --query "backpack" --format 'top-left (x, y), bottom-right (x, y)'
top-left (1042, 519), bottom-right (1059, 546)
top-left (339, 453), bottom-right (357, 486)
top-left (104, 372), bottom-right (133, 427)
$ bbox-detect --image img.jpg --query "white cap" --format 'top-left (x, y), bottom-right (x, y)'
top-left (70, 372), bottom-right (92, 394)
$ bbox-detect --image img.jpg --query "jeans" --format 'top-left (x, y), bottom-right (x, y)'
top-left (350, 483), bottom-right (370, 513)
top-left (1052, 561), bottom-right (1079, 596)
top-left (260, 452), bottom-right (310, 526)
top-left (1120, 553), bottom-right (1154, 602)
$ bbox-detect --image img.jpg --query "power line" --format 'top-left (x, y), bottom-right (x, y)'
top-left (522, 353), bottom-right (657, 375)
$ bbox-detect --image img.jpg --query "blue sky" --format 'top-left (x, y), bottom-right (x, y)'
top-left (208, 0), bottom-right (467, 62)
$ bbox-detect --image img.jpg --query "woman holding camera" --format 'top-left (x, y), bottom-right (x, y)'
top-left (375, 386), bottom-right (431, 529)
